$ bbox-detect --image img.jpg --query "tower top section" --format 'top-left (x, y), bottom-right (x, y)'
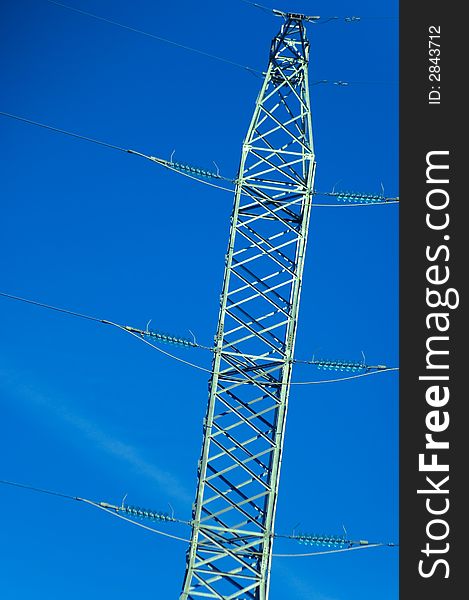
top-left (272, 8), bottom-right (320, 22)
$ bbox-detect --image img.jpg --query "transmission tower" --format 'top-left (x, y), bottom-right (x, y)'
top-left (181, 13), bottom-right (316, 599)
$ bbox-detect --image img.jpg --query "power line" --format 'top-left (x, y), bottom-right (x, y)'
top-left (349, 16), bottom-right (399, 21)
top-left (240, 1), bottom-right (398, 24)
top-left (239, 0), bottom-right (273, 15)
top-left (0, 478), bottom-right (191, 542)
top-left (0, 478), bottom-right (397, 553)
top-left (3, 10), bottom-right (397, 593)
top-left (272, 544), bottom-right (386, 558)
top-left (311, 79), bottom-right (398, 86)
top-left (0, 478), bottom-right (78, 501)
top-left (115, 323), bottom-right (214, 375)
top-left (220, 368), bottom-right (399, 386)
top-left (0, 289), bottom-right (205, 339)
top-left (120, 325), bottom-right (399, 386)
top-left (81, 499), bottom-right (191, 543)
top-left (0, 290), bottom-right (398, 386)
top-left (45, 0), bottom-right (261, 75)
top-left (0, 111), bottom-right (130, 154)
top-left (119, 328), bottom-right (399, 385)
top-left (0, 290), bottom-right (106, 325)
top-left (0, 110), bottom-right (399, 206)
top-left (0, 291), bottom-right (207, 350)
top-left (48, 0), bottom-right (395, 81)
top-left (277, 531), bottom-right (398, 547)
top-left (0, 110), bottom-right (239, 195)
top-left (21, 3), bottom-right (397, 85)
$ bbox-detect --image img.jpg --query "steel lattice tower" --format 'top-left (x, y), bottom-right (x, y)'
top-left (181, 14), bottom-right (316, 599)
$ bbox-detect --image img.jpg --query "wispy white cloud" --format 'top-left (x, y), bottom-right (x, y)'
top-left (1, 370), bottom-right (193, 505)
top-left (274, 562), bottom-right (339, 600)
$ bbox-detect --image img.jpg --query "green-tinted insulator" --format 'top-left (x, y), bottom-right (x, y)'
top-left (122, 504), bottom-right (175, 522)
top-left (144, 329), bottom-right (195, 348)
top-left (170, 160), bottom-right (219, 179)
top-left (334, 191), bottom-right (386, 204)
top-left (315, 358), bottom-right (366, 372)
top-left (295, 532), bottom-right (351, 548)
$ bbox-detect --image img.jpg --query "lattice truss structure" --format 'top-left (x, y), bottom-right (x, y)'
top-left (181, 15), bottom-right (316, 600)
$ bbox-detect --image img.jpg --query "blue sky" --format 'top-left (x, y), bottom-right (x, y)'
top-left (0, 1), bottom-right (398, 598)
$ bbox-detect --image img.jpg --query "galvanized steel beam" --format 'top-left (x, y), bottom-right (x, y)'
top-left (181, 15), bottom-right (316, 599)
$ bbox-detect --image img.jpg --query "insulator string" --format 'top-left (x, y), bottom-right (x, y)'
top-left (0, 290), bottom-right (398, 385)
top-left (1, 110), bottom-right (398, 206)
top-left (0, 478), bottom-right (397, 553)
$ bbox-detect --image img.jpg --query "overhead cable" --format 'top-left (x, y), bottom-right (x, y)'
top-left (0, 478), bottom-right (397, 553)
top-left (0, 291), bottom-right (398, 386)
top-left (240, 1), bottom-right (396, 25)
top-left (0, 110), bottom-right (399, 206)
top-left (46, 0), bottom-right (261, 75)
top-left (0, 110), bottom-right (129, 154)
